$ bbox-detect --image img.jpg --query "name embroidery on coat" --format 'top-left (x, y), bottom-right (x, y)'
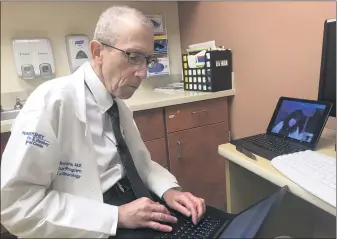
top-left (58, 161), bottom-right (82, 179)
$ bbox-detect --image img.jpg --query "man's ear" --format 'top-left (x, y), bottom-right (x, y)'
top-left (89, 40), bottom-right (103, 63)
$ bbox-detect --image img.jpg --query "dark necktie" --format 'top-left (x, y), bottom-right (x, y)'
top-left (107, 100), bottom-right (152, 199)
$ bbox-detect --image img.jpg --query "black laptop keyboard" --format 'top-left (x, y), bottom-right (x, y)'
top-left (154, 216), bottom-right (222, 239)
top-left (243, 134), bottom-right (308, 155)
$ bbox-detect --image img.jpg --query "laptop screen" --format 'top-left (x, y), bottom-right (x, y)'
top-left (219, 187), bottom-right (287, 238)
top-left (266, 97), bottom-right (332, 147)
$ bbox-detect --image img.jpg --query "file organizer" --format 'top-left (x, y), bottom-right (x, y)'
top-left (182, 50), bottom-right (232, 92)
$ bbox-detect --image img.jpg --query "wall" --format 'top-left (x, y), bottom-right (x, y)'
top-left (0, 1), bottom-right (182, 107)
top-left (178, 1), bottom-right (336, 138)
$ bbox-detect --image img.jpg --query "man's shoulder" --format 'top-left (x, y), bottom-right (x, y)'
top-left (42, 74), bottom-right (79, 97)
top-left (25, 74), bottom-right (82, 112)
top-left (38, 74), bottom-right (80, 99)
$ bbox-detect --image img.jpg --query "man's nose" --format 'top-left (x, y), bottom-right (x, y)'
top-left (135, 63), bottom-right (148, 79)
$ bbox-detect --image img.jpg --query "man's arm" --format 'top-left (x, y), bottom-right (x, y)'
top-left (128, 118), bottom-right (181, 198)
top-left (129, 119), bottom-right (207, 224)
top-left (1, 108), bottom-right (118, 238)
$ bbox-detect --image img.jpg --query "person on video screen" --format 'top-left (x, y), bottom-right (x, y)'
top-left (272, 109), bottom-right (307, 139)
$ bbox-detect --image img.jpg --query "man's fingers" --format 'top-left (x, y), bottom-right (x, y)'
top-left (186, 194), bottom-right (206, 219)
top-left (177, 196), bottom-right (198, 225)
top-left (200, 198), bottom-right (206, 218)
top-left (170, 200), bottom-right (191, 217)
top-left (155, 202), bottom-right (171, 215)
top-left (148, 203), bottom-right (171, 215)
top-left (150, 212), bottom-right (177, 224)
top-left (147, 221), bottom-right (172, 232)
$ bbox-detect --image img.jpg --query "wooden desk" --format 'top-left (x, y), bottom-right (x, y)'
top-left (218, 128), bottom-right (336, 238)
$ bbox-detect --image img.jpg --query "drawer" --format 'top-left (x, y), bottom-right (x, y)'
top-left (165, 98), bottom-right (228, 133)
top-left (133, 108), bottom-right (165, 141)
top-left (144, 138), bottom-right (168, 169)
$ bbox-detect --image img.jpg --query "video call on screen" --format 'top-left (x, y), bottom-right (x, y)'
top-left (271, 100), bottom-right (327, 143)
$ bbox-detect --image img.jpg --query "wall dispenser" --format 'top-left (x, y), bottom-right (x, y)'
top-left (12, 38), bottom-right (55, 79)
top-left (65, 34), bottom-right (90, 72)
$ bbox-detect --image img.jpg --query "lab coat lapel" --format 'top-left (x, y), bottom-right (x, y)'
top-left (66, 63), bottom-right (103, 201)
top-left (71, 63), bottom-right (87, 124)
top-left (71, 63), bottom-right (97, 137)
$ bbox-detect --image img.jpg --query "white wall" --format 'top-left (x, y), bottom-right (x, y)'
top-left (0, 1), bottom-right (182, 106)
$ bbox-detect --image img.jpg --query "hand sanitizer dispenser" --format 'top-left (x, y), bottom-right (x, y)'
top-left (12, 38), bottom-right (56, 79)
top-left (12, 39), bottom-right (35, 80)
top-left (65, 34), bottom-right (90, 72)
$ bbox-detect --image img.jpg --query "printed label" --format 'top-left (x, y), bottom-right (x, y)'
top-left (58, 161), bottom-right (82, 179)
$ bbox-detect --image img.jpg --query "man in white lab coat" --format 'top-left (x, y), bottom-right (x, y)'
top-left (1, 6), bottom-right (206, 238)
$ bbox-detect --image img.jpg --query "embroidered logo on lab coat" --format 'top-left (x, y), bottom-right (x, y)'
top-left (22, 131), bottom-right (50, 148)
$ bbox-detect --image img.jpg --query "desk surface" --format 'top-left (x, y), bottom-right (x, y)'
top-left (218, 128), bottom-right (336, 216)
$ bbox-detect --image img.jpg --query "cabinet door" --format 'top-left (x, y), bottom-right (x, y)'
top-left (144, 138), bottom-right (168, 169)
top-left (167, 122), bottom-right (229, 210)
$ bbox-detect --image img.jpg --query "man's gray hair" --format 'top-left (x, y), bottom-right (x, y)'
top-left (94, 5), bottom-right (153, 46)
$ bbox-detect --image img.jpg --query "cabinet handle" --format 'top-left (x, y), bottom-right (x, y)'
top-left (177, 141), bottom-right (182, 160)
top-left (191, 109), bottom-right (207, 114)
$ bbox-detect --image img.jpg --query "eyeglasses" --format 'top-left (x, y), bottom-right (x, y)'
top-left (100, 42), bottom-right (158, 69)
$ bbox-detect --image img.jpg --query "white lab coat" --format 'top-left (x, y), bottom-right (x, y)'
top-left (1, 63), bottom-right (180, 238)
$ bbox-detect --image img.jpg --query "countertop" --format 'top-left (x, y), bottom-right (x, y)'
top-left (126, 87), bottom-right (235, 111)
top-left (218, 127), bottom-right (336, 216)
top-left (1, 88), bottom-right (235, 133)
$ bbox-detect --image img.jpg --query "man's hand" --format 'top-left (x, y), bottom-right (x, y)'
top-left (163, 189), bottom-right (206, 225)
top-left (117, 197), bottom-right (177, 232)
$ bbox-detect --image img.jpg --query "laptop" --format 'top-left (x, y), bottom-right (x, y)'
top-left (231, 97), bottom-right (332, 160)
top-left (114, 186), bottom-right (288, 239)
